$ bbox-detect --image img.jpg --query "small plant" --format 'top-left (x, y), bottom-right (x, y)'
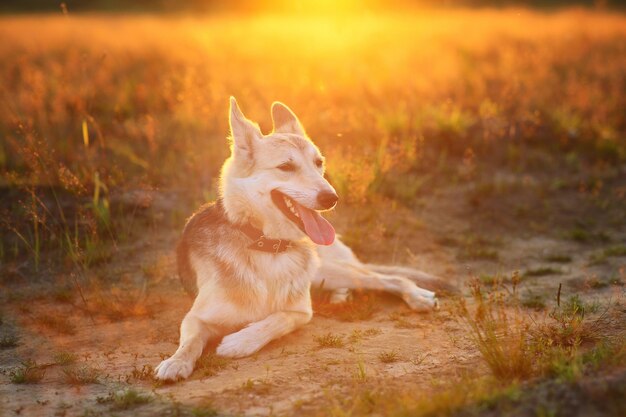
top-left (34, 312), bottom-right (76, 335)
top-left (0, 334), bottom-right (19, 349)
top-left (458, 247), bottom-right (499, 261)
top-left (54, 352), bottom-right (77, 366)
top-left (349, 328), bottom-right (382, 343)
top-left (455, 276), bottom-right (535, 381)
top-left (582, 339), bottom-right (626, 372)
top-left (192, 405), bottom-right (219, 417)
top-left (521, 292), bottom-right (546, 310)
top-left (567, 228), bottom-right (610, 244)
top-left (196, 353), bottom-right (230, 377)
top-left (541, 347), bottom-right (584, 382)
top-left (544, 254), bottom-right (572, 263)
top-left (100, 389), bottom-right (152, 410)
top-left (355, 360), bottom-right (367, 382)
top-left (9, 360), bottom-right (46, 384)
top-left (603, 244), bottom-right (626, 257)
top-left (364, 328), bottom-right (382, 337)
top-left (568, 228), bottom-right (590, 242)
top-left (127, 364), bottom-right (154, 381)
top-left (62, 365), bottom-right (100, 385)
top-left (532, 294), bottom-right (601, 346)
top-left (314, 332), bottom-right (345, 349)
top-left (378, 350), bottom-right (400, 363)
top-left (524, 267), bottom-right (561, 277)
top-left (411, 353), bottom-right (429, 366)
top-left (241, 378), bottom-right (273, 395)
top-left (479, 274), bottom-right (504, 286)
top-left (389, 311), bottom-right (423, 329)
top-left (455, 235), bottom-right (500, 261)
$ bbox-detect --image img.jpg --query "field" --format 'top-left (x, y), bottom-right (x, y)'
top-left (1, 7), bottom-right (626, 417)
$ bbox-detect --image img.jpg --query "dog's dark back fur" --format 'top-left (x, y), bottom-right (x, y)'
top-left (177, 200), bottom-right (228, 297)
top-left (177, 198), bottom-right (314, 300)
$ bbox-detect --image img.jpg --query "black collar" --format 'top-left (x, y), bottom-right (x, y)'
top-left (236, 222), bottom-right (294, 254)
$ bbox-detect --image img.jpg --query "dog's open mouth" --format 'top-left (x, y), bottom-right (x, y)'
top-left (271, 190), bottom-right (335, 245)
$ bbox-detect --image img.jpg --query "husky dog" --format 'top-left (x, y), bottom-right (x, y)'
top-left (155, 98), bottom-right (448, 381)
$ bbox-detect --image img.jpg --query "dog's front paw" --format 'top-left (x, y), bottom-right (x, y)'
top-left (154, 357), bottom-right (194, 381)
top-left (216, 332), bottom-right (263, 358)
top-left (403, 290), bottom-right (439, 312)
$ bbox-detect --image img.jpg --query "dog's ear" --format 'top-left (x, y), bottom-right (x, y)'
top-left (271, 101), bottom-right (305, 135)
top-left (229, 97), bottom-right (262, 162)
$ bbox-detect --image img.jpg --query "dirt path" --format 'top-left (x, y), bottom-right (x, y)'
top-left (1, 176), bottom-right (625, 417)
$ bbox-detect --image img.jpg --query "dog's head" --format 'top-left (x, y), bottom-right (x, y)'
top-left (220, 97), bottom-right (337, 245)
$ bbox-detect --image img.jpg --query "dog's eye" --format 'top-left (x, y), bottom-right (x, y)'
top-left (315, 159), bottom-right (324, 168)
top-left (277, 162), bottom-right (296, 172)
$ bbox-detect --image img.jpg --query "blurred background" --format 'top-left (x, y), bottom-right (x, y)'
top-left (1, 0), bottom-right (625, 267)
top-left (0, 0), bottom-right (625, 13)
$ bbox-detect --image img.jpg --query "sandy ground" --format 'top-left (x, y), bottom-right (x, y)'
top-left (1, 175), bottom-right (625, 417)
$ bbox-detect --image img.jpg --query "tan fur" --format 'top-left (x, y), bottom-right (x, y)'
top-left (155, 98), bottom-right (443, 381)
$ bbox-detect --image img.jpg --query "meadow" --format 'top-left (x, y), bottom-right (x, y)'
top-left (0, 8), bottom-right (625, 417)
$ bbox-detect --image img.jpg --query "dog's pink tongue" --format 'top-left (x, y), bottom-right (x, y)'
top-left (295, 205), bottom-right (335, 245)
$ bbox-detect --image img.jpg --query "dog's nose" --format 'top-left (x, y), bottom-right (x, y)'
top-left (317, 191), bottom-right (338, 210)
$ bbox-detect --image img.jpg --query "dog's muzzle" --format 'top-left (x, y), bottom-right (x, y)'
top-left (317, 191), bottom-right (338, 210)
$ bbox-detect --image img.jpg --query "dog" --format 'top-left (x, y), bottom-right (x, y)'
top-left (155, 98), bottom-right (449, 381)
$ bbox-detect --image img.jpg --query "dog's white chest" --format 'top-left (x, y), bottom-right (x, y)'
top-left (246, 250), bottom-right (315, 306)
top-left (192, 248), bottom-right (317, 326)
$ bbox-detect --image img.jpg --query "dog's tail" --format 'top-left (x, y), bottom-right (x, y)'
top-left (365, 264), bottom-right (459, 296)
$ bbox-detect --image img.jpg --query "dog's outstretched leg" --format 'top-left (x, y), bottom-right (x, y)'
top-left (313, 261), bottom-right (438, 311)
top-left (216, 310), bottom-right (312, 358)
top-left (365, 264), bottom-right (459, 295)
top-left (154, 313), bottom-right (219, 381)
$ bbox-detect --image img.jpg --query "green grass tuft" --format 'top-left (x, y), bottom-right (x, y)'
top-left (521, 293), bottom-right (546, 311)
top-left (544, 254), bottom-right (572, 263)
top-left (604, 244), bottom-right (626, 257)
top-left (10, 360), bottom-right (45, 384)
top-left (524, 267), bottom-right (561, 277)
top-left (99, 389), bottom-right (152, 410)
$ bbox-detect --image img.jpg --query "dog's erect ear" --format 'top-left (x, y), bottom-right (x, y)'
top-left (271, 101), bottom-right (305, 135)
top-left (229, 97), bottom-right (262, 162)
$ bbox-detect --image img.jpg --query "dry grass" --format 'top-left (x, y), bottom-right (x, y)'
top-left (315, 332), bottom-right (345, 349)
top-left (455, 274), bottom-right (535, 381)
top-left (378, 350), bottom-right (400, 363)
top-left (126, 364), bottom-right (154, 382)
top-left (53, 352), bottom-right (77, 366)
top-left (455, 276), bottom-right (625, 382)
top-left (62, 365), bottom-right (101, 385)
top-left (98, 388), bottom-right (152, 411)
top-left (196, 353), bottom-right (231, 377)
top-left (9, 360), bottom-right (46, 384)
top-left (0, 334), bottom-right (19, 349)
top-left (33, 311), bottom-right (76, 335)
top-left (0, 10), bottom-right (625, 278)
